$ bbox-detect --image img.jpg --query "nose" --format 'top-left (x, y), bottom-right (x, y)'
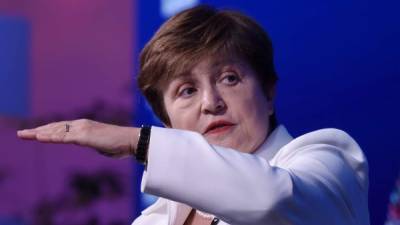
top-left (201, 86), bottom-right (226, 115)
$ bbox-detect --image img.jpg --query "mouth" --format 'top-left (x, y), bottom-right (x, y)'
top-left (203, 120), bottom-right (235, 136)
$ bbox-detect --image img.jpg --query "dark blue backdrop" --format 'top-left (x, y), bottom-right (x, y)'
top-left (0, 16), bottom-right (29, 118)
top-left (134, 1), bottom-right (400, 224)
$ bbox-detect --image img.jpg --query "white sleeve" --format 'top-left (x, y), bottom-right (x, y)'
top-left (140, 127), bottom-right (369, 225)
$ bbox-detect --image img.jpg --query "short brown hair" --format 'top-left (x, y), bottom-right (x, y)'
top-left (138, 5), bottom-right (278, 127)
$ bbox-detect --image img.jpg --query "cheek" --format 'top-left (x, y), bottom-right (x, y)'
top-left (166, 103), bottom-right (198, 130)
top-left (236, 87), bottom-right (271, 129)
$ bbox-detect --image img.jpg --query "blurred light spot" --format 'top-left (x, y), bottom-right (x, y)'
top-left (160, 0), bottom-right (199, 18)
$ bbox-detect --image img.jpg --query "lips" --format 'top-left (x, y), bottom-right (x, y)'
top-left (203, 120), bottom-right (235, 135)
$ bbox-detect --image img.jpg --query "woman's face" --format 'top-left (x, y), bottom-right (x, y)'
top-left (163, 56), bottom-right (274, 153)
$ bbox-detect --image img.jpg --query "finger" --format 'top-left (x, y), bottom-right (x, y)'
top-left (36, 132), bottom-right (53, 143)
top-left (37, 121), bottom-right (69, 133)
top-left (31, 122), bottom-right (59, 131)
top-left (49, 125), bottom-right (69, 143)
top-left (17, 121), bottom-right (68, 139)
top-left (17, 129), bottom-right (38, 140)
top-left (44, 120), bottom-right (89, 145)
top-left (38, 122), bottom-right (72, 143)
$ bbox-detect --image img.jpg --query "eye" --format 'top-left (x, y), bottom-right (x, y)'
top-left (221, 73), bottom-right (240, 86)
top-left (178, 86), bottom-right (197, 98)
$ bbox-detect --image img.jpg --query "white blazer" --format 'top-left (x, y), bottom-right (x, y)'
top-left (132, 125), bottom-right (369, 225)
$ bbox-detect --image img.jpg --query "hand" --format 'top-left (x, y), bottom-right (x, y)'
top-left (17, 119), bottom-right (140, 158)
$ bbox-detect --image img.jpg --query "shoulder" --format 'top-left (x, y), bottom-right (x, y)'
top-left (273, 128), bottom-right (364, 160)
top-left (284, 128), bottom-right (360, 152)
top-left (271, 128), bottom-right (368, 188)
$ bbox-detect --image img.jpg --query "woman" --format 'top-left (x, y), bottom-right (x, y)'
top-left (18, 5), bottom-right (370, 225)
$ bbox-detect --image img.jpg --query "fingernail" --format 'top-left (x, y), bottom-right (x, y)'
top-left (17, 130), bottom-right (27, 135)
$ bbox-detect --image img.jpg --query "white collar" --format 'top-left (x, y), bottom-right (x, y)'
top-left (254, 125), bottom-right (293, 161)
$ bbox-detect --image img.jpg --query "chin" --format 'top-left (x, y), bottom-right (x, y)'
top-left (231, 138), bottom-right (262, 153)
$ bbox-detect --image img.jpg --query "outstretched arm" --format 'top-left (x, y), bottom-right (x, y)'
top-left (17, 119), bottom-right (140, 158)
top-left (141, 127), bottom-right (369, 225)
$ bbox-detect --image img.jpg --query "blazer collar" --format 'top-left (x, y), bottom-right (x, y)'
top-left (254, 125), bottom-right (293, 161)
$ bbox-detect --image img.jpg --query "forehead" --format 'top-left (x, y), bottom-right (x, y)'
top-left (173, 56), bottom-right (246, 80)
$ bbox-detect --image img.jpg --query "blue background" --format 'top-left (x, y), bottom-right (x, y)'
top-left (135, 1), bottom-right (400, 224)
top-left (0, 16), bottom-right (29, 118)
